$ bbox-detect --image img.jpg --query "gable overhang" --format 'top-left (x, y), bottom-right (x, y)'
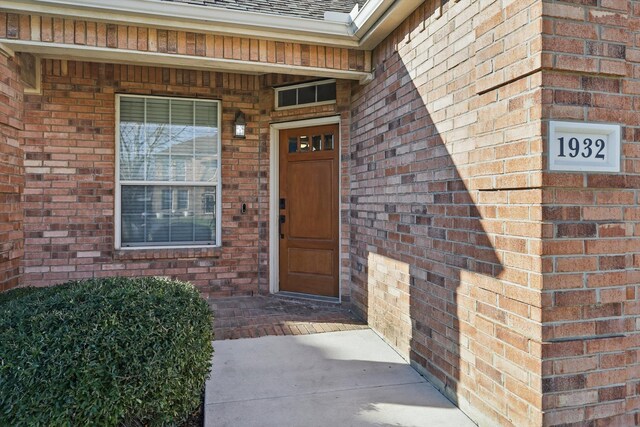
top-left (2, 39), bottom-right (371, 82)
top-left (3, 0), bottom-right (357, 47)
top-left (0, 0), bottom-right (423, 83)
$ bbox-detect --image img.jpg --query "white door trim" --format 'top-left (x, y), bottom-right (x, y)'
top-left (269, 116), bottom-right (342, 299)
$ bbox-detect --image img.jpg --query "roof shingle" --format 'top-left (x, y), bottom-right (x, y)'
top-left (159, 0), bottom-right (359, 20)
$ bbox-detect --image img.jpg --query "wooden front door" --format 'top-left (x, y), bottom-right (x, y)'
top-left (279, 124), bottom-right (339, 297)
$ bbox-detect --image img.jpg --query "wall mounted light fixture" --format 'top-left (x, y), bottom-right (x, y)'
top-left (234, 111), bottom-right (246, 138)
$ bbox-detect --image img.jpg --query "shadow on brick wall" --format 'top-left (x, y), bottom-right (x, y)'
top-left (348, 4), bottom-right (505, 422)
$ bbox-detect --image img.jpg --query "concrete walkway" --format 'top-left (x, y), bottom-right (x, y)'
top-left (205, 329), bottom-right (476, 427)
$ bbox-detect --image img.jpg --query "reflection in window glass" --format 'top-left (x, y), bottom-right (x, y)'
top-left (202, 192), bottom-right (215, 214)
top-left (275, 80), bottom-right (336, 109)
top-left (177, 189), bottom-right (189, 210)
top-left (146, 98), bottom-right (171, 179)
top-left (119, 97), bottom-right (146, 181)
top-left (120, 186), bottom-right (214, 246)
top-left (278, 89), bottom-right (297, 107)
top-left (121, 186), bottom-right (147, 216)
top-left (289, 137), bottom-right (298, 153)
top-left (161, 189), bottom-right (172, 210)
top-left (317, 83), bottom-right (336, 102)
top-left (171, 157), bottom-right (191, 182)
top-left (324, 134), bottom-right (334, 150)
top-left (298, 85), bottom-right (316, 105)
top-left (312, 135), bottom-right (322, 151)
top-left (300, 136), bottom-right (310, 152)
top-left (118, 96), bottom-right (219, 247)
top-left (148, 155), bottom-right (170, 181)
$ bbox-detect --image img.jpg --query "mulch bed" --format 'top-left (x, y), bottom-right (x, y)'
top-left (181, 394), bottom-right (204, 427)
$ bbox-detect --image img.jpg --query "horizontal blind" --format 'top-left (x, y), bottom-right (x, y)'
top-left (118, 95), bottom-right (220, 248)
top-left (119, 97), bottom-right (218, 184)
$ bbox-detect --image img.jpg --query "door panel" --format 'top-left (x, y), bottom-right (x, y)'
top-left (288, 248), bottom-right (333, 276)
top-left (288, 160), bottom-right (333, 239)
top-left (279, 124), bottom-right (339, 297)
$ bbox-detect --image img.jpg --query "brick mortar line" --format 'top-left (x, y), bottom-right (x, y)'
top-left (476, 67), bottom-right (543, 96)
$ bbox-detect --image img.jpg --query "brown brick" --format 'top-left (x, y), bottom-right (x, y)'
top-left (542, 375), bottom-right (586, 393)
top-left (556, 223), bottom-right (597, 238)
top-left (581, 76), bottom-right (620, 93)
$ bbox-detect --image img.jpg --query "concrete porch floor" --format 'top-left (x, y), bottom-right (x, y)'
top-left (205, 296), bottom-right (476, 427)
top-left (205, 329), bottom-right (475, 427)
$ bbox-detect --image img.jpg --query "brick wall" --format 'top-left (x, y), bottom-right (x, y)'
top-left (349, 0), bottom-right (640, 425)
top-left (0, 52), bottom-right (24, 291)
top-left (22, 60), bottom-right (352, 298)
top-left (350, 0), bottom-right (545, 426)
top-left (540, 1), bottom-right (640, 425)
top-left (22, 61), bottom-right (261, 296)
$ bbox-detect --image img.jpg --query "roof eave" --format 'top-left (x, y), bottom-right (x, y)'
top-left (2, 0), bottom-right (359, 47)
top-left (357, 0), bottom-right (425, 50)
top-left (2, 0), bottom-right (422, 50)
top-left (1, 39), bottom-right (373, 83)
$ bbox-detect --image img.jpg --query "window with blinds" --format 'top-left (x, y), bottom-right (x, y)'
top-left (116, 95), bottom-right (221, 248)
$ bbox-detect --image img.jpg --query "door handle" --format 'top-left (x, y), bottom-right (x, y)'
top-left (279, 215), bottom-right (286, 239)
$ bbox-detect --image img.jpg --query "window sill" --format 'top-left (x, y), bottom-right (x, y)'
top-left (114, 246), bottom-right (222, 261)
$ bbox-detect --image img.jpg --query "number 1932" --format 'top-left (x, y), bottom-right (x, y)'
top-left (558, 137), bottom-right (606, 160)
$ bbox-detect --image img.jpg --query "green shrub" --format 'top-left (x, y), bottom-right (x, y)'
top-left (0, 285), bottom-right (42, 305)
top-left (0, 277), bottom-right (214, 426)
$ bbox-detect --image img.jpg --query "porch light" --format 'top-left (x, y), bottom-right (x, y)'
top-left (234, 111), bottom-right (246, 138)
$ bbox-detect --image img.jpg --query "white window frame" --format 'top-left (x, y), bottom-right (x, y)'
top-left (274, 79), bottom-right (337, 110)
top-left (114, 94), bottom-right (222, 250)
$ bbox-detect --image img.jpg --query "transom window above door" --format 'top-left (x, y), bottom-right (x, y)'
top-left (275, 79), bottom-right (337, 110)
top-left (116, 95), bottom-right (221, 249)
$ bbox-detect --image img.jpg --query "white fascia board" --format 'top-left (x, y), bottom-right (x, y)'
top-left (349, 0), bottom-right (395, 38)
top-left (1, 0), bottom-right (359, 47)
top-left (357, 0), bottom-right (425, 50)
top-left (2, 39), bottom-right (373, 83)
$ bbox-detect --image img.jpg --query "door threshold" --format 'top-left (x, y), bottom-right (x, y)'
top-left (276, 291), bottom-right (340, 305)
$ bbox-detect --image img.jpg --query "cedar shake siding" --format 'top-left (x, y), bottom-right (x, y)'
top-left (0, 13), bottom-right (369, 74)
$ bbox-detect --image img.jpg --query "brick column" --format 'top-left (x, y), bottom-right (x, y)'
top-left (540, 1), bottom-right (640, 425)
top-left (0, 52), bottom-right (24, 291)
